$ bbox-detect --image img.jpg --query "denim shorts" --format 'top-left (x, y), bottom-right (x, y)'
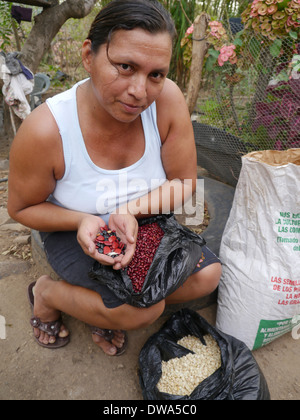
top-left (39, 231), bottom-right (220, 309)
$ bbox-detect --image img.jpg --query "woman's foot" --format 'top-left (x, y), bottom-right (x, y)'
top-left (29, 276), bottom-right (69, 347)
top-left (91, 328), bottom-right (127, 356)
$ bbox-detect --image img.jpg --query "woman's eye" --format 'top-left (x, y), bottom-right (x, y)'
top-left (119, 64), bottom-right (131, 71)
top-left (150, 72), bottom-right (164, 80)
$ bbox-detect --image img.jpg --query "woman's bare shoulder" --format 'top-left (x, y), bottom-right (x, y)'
top-left (156, 78), bottom-right (191, 142)
top-left (10, 102), bottom-right (64, 179)
top-left (157, 78), bottom-right (186, 106)
top-left (17, 102), bottom-right (59, 143)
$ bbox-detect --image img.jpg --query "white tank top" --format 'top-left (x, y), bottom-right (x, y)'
top-left (46, 80), bottom-right (167, 224)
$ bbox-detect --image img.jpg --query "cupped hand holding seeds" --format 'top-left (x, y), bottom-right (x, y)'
top-left (77, 213), bottom-right (137, 269)
top-left (108, 213), bottom-right (138, 270)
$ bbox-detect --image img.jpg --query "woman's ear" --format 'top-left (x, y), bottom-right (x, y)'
top-left (82, 39), bottom-right (93, 73)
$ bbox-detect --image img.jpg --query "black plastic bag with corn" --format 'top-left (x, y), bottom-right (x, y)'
top-left (139, 308), bottom-right (270, 400)
top-left (89, 214), bottom-right (206, 308)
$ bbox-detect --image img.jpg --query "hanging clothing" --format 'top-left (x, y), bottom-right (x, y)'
top-left (11, 6), bottom-right (33, 24)
top-left (4, 52), bottom-right (22, 75)
top-left (0, 52), bottom-right (34, 80)
top-left (18, 60), bottom-right (34, 80)
top-left (0, 54), bottom-right (33, 120)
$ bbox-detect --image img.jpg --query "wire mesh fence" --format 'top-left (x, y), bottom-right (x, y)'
top-left (192, 19), bottom-right (299, 186)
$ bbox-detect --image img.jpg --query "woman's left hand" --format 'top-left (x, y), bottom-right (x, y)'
top-left (108, 212), bottom-right (138, 270)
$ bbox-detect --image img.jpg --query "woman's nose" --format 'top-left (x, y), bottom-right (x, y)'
top-left (127, 74), bottom-right (147, 100)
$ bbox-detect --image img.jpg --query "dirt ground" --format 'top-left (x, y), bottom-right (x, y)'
top-left (0, 133), bottom-right (299, 401)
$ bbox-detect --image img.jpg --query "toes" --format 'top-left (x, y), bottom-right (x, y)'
top-left (33, 327), bottom-right (40, 338)
top-left (103, 342), bottom-right (118, 356)
top-left (49, 335), bottom-right (56, 344)
top-left (38, 330), bottom-right (56, 345)
top-left (92, 333), bottom-right (117, 356)
top-left (33, 323), bottom-right (68, 345)
top-left (112, 330), bottom-right (125, 349)
top-left (34, 327), bottom-right (57, 345)
top-left (91, 329), bottom-right (126, 354)
top-left (58, 325), bottom-right (69, 338)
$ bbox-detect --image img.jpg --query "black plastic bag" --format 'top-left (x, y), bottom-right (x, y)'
top-left (139, 308), bottom-right (271, 400)
top-left (89, 214), bottom-right (205, 308)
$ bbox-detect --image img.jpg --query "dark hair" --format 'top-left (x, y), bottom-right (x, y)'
top-left (87, 0), bottom-right (176, 53)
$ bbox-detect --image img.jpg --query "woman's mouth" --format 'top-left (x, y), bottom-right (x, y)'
top-left (120, 102), bottom-right (142, 114)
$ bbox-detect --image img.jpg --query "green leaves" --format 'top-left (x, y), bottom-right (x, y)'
top-left (289, 31), bottom-right (298, 41)
top-left (0, 2), bottom-right (13, 50)
top-left (270, 39), bottom-right (282, 57)
top-left (277, 0), bottom-right (289, 11)
top-left (234, 37), bottom-right (243, 47)
top-left (205, 48), bottom-right (219, 72)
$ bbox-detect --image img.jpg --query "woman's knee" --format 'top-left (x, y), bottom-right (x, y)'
top-left (108, 299), bottom-right (166, 331)
top-left (195, 262), bottom-right (222, 294)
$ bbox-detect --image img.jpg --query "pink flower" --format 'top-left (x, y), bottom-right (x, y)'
top-left (208, 21), bottom-right (226, 39)
top-left (229, 55), bottom-right (238, 64)
top-left (218, 44), bottom-right (237, 66)
top-left (286, 15), bottom-right (293, 26)
top-left (267, 4), bottom-right (278, 13)
top-left (186, 24), bottom-right (194, 35)
top-left (286, 15), bottom-right (300, 27)
top-left (218, 56), bottom-right (225, 66)
top-left (261, 21), bottom-right (272, 31)
top-left (222, 45), bottom-right (234, 52)
top-left (209, 21), bottom-right (223, 30)
top-left (273, 10), bottom-right (285, 19)
top-left (258, 3), bottom-right (268, 15)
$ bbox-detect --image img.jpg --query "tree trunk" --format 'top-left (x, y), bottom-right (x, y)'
top-left (21, 0), bottom-right (98, 73)
top-left (186, 13), bottom-right (210, 115)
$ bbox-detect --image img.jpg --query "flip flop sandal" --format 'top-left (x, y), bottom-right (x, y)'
top-left (90, 326), bottom-right (128, 356)
top-left (27, 281), bottom-right (70, 349)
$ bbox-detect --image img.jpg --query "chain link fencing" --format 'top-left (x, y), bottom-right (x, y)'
top-left (192, 20), bottom-right (299, 186)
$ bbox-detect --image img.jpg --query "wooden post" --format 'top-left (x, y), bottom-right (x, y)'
top-left (186, 13), bottom-right (210, 115)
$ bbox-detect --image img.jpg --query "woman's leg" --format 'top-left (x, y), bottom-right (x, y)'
top-left (165, 262), bottom-right (222, 305)
top-left (32, 275), bottom-right (165, 355)
top-left (31, 263), bottom-right (220, 354)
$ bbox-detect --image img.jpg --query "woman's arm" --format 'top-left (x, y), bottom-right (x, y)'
top-left (7, 104), bottom-right (87, 232)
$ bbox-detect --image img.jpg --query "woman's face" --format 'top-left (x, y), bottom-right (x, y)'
top-left (82, 28), bottom-right (172, 123)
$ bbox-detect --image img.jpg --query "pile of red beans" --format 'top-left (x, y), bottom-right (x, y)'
top-left (127, 222), bottom-right (165, 293)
